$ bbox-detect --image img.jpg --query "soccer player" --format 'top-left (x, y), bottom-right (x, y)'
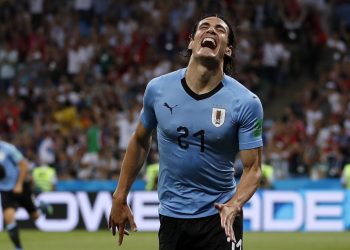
top-left (0, 139), bottom-right (43, 250)
top-left (109, 14), bottom-right (263, 250)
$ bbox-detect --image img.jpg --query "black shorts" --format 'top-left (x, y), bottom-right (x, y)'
top-left (159, 211), bottom-right (243, 250)
top-left (0, 181), bottom-right (37, 214)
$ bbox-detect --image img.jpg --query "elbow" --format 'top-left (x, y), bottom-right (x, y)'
top-left (133, 133), bottom-right (150, 151)
top-left (134, 132), bottom-right (152, 151)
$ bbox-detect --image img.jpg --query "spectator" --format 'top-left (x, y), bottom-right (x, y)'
top-left (32, 163), bottom-right (57, 193)
top-left (38, 130), bottom-right (56, 167)
top-left (341, 163), bottom-right (350, 188)
top-left (145, 151), bottom-right (159, 191)
top-left (261, 27), bottom-right (290, 97)
top-left (0, 41), bottom-right (18, 92)
top-left (0, 0), bottom-right (348, 183)
top-left (94, 147), bottom-right (120, 179)
top-left (261, 161), bottom-right (274, 189)
top-left (116, 104), bottom-right (139, 153)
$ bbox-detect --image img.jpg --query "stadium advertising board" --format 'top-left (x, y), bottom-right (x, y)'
top-left (0, 190), bottom-right (349, 232)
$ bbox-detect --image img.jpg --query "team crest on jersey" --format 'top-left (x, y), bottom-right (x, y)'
top-left (212, 108), bottom-right (226, 127)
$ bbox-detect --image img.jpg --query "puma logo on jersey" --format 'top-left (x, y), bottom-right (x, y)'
top-left (164, 102), bottom-right (178, 114)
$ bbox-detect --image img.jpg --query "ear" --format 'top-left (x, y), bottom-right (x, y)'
top-left (188, 39), bottom-right (194, 50)
top-left (225, 46), bottom-right (233, 57)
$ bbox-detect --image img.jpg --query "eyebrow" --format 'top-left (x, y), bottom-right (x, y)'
top-left (198, 21), bottom-right (228, 32)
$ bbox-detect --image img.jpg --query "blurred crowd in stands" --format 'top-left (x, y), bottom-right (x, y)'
top-left (0, 0), bottom-right (350, 184)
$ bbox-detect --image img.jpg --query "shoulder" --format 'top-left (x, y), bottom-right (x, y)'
top-left (0, 141), bottom-right (17, 152)
top-left (147, 68), bottom-right (185, 89)
top-left (223, 75), bottom-right (262, 105)
top-left (223, 76), bottom-right (263, 122)
top-left (223, 75), bottom-right (258, 98)
top-left (144, 68), bottom-right (185, 100)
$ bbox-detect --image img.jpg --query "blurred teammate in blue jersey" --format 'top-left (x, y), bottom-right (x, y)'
top-left (109, 14), bottom-right (263, 250)
top-left (0, 139), bottom-right (42, 250)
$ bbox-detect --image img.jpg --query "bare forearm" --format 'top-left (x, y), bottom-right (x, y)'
top-left (113, 133), bottom-right (151, 201)
top-left (229, 165), bottom-right (261, 209)
top-left (229, 147), bottom-right (262, 209)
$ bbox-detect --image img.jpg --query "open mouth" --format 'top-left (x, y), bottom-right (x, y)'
top-left (201, 37), bottom-right (217, 49)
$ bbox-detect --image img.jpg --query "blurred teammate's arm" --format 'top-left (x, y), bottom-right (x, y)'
top-left (13, 159), bottom-right (28, 194)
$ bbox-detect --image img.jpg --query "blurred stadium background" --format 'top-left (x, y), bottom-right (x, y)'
top-left (0, 0), bottom-right (350, 249)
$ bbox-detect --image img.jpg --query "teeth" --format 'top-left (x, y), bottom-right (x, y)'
top-left (202, 37), bottom-right (216, 46)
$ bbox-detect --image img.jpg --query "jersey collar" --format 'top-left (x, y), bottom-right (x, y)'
top-left (181, 77), bottom-right (224, 101)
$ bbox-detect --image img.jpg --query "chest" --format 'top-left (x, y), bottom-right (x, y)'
top-left (154, 93), bottom-right (238, 147)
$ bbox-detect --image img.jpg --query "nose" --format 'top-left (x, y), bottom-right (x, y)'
top-left (206, 26), bottom-right (215, 33)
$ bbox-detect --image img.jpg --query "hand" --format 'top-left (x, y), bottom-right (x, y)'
top-left (214, 202), bottom-right (241, 243)
top-left (13, 183), bottom-right (23, 194)
top-left (108, 197), bottom-right (137, 246)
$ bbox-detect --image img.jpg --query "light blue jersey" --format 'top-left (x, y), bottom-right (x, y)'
top-left (141, 68), bottom-right (263, 218)
top-left (0, 141), bottom-right (24, 191)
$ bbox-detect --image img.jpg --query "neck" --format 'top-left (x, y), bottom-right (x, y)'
top-left (185, 59), bottom-right (224, 94)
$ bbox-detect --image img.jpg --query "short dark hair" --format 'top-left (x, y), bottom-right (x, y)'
top-left (186, 14), bottom-right (236, 76)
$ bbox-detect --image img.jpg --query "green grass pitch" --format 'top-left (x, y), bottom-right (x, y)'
top-left (0, 230), bottom-right (349, 250)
